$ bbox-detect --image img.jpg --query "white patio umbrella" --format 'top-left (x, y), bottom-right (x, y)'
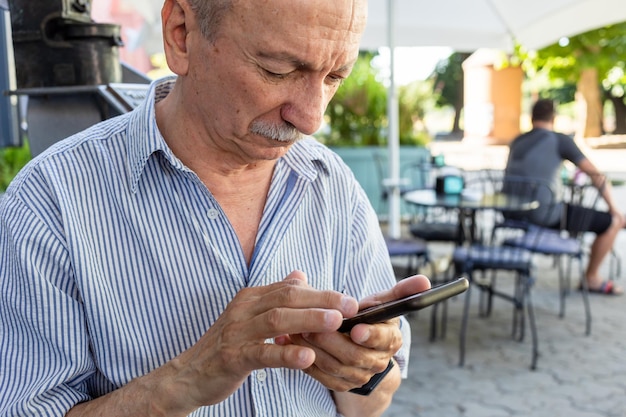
top-left (362, 0), bottom-right (626, 52)
top-left (365, 0), bottom-right (626, 238)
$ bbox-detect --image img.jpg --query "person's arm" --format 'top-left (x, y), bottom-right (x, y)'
top-left (577, 158), bottom-right (622, 215)
top-left (63, 272), bottom-right (359, 416)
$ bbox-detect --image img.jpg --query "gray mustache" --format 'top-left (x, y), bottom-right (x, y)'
top-left (250, 120), bottom-right (304, 143)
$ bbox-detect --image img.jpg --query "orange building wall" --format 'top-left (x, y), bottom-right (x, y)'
top-left (463, 52), bottom-right (523, 144)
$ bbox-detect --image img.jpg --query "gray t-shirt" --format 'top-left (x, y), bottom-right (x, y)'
top-left (504, 128), bottom-right (586, 226)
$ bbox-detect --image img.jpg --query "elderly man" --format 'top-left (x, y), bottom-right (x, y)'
top-left (0, 0), bottom-right (430, 416)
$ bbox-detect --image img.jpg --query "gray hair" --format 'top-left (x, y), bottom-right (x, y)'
top-left (187, 0), bottom-right (233, 41)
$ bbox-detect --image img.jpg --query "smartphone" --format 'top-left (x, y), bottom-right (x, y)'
top-left (338, 277), bottom-right (469, 333)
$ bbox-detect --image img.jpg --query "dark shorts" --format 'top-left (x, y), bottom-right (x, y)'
top-left (548, 204), bottom-right (612, 235)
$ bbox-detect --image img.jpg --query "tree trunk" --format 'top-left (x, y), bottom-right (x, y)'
top-left (451, 61), bottom-right (466, 135)
top-left (609, 95), bottom-right (626, 134)
top-left (575, 68), bottom-right (603, 139)
top-left (452, 52), bottom-right (470, 135)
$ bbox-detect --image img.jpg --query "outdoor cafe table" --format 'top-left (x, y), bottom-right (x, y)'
top-left (402, 189), bottom-right (539, 244)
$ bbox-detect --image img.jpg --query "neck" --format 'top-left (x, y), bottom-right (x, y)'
top-left (532, 120), bottom-right (553, 130)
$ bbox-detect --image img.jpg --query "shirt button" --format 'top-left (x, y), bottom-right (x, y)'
top-left (207, 209), bottom-right (219, 220)
top-left (257, 370), bottom-right (267, 382)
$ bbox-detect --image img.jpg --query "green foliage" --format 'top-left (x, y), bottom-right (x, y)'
top-left (430, 52), bottom-right (470, 108)
top-left (521, 22), bottom-right (626, 96)
top-left (513, 22), bottom-right (626, 133)
top-left (318, 51), bottom-right (432, 147)
top-left (398, 81), bottom-right (436, 146)
top-left (321, 52), bottom-right (388, 146)
top-left (0, 141), bottom-right (31, 192)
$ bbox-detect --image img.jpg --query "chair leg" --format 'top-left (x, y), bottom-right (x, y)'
top-left (441, 297), bottom-right (448, 339)
top-left (477, 271), bottom-right (488, 317)
top-left (512, 273), bottom-right (525, 342)
top-left (557, 256), bottom-right (567, 318)
top-left (458, 273), bottom-right (473, 367)
top-left (578, 257), bottom-right (592, 336)
top-left (523, 274), bottom-right (539, 370)
top-left (486, 270), bottom-right (497, 316)
top-left (429, 265), bottom-right (449, 341)
top-left (430, 302), bottom-right (439, 341)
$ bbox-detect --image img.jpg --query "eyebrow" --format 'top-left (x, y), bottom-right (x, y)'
top-left (256, 51), bottom-right (355, 74)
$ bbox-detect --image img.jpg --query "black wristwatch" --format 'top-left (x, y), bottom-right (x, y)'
top-left (349, 359), bottom-right (395, 396)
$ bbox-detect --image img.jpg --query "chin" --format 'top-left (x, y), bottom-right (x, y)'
top-left (251, 141), bottom-right (293, 161)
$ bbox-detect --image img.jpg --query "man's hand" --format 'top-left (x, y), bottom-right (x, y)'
top-left (68, 271), bottom-right (359, 416)
top-left (283, 275), bottom-right (430, 392)
top-left (168, 271), bottom-right (359, 409)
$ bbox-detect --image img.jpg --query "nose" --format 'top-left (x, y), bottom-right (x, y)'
top-left (280, 77), bottom-right (329, 136)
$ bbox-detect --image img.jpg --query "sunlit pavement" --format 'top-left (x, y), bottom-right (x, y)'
top-left (382, 141), bottom-right (626, 417)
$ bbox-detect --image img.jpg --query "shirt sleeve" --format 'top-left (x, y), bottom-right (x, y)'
top-left (343, 186), bottom-right (412, 378)
top-left (0, 192), bottom-right (94, 416)
top-left (557, 133), bottom-right (586, 165)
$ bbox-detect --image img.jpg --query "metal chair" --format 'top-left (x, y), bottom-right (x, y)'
top-left (451, 175), bottom-right (545, 370)
top-left (407, 162), bottom-right (465, 246)
top-left (453, 243), bottom-right (537, 369)
top-left (373, 152), bottom-right (417, 214)
top-left (500, 175), bottom-right (607, 336)
top-left (384, 236), bottom-right (431, 278)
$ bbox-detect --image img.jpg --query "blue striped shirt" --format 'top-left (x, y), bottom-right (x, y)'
top-left (0, 77), bottom-right (410, 416)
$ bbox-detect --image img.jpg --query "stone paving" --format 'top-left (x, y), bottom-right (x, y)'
top-left (382, 144), bottom-right (626, 417)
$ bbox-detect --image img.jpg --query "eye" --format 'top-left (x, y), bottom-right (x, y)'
top-left (263, 68), bottom-right (290, 79)
top-left (326, 73), bottom-right (346, 87)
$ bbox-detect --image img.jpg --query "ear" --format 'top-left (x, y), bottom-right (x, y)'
top-left (161, 0), bottom-right (190, 75)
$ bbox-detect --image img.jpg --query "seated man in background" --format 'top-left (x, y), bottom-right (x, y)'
top-left (504, 98), bottom-right (625, 295)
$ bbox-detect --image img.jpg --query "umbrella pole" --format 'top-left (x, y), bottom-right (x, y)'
top-left (387, 0), bottom-right (401, 239)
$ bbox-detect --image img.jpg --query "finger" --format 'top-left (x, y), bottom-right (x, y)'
top-left (293, 334), bottom-right (376, 391)
top-left (303, 363), bottom-right (372, 392)
top-left (246, 307), bottom-right (346, 339)
top-left (349, 320), bottom-right (403, 354)
top-left (298, 331), bottom-right (391, 375)
top-left (236, 277), bottom-right (358, 320)
top-left (244, 342), bottom-right (316, 370)
top-left (357, 274), bottom-right (431, 310)
top-left (284, 269), bottom-right (308, 283)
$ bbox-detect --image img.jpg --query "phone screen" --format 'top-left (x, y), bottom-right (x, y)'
top-left (339, 277), bottom-right (468, 333)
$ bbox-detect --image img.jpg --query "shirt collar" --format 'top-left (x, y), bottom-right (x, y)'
top-left (127, 76), bottom-right (192, 193)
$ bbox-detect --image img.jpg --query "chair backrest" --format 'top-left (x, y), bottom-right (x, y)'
top-left (560, 173), bottom-right (606, 236)
top-left (498, 175), bottom-right (559, 226)
top-left (401, 158), bottom-right (431, 189)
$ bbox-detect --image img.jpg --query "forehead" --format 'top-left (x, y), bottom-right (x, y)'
top-left (226, 0), bottom-right (367, 58)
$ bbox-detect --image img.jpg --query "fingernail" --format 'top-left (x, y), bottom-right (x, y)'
top-left (357, 328), bottom-right (371, 343)
top-left (341, 295), bottom-right (356, 312)
top-left (298, 348), bottom-right (313, 365)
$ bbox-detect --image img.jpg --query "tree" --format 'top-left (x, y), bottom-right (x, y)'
top-left (319, 51), bottom-right (432, 147)
top-left (429, 52), bottom-right (470, 136)
top-left (526, 22), bottom-right (626, 137)
top-left (320, 52), bottom-right (387, 146)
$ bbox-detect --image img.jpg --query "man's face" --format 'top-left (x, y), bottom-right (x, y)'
top-left (181, 0), bottom-right (367, 161)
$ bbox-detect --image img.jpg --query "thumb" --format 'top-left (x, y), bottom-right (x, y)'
top-left (284, 270), bottom-right (308, 285)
